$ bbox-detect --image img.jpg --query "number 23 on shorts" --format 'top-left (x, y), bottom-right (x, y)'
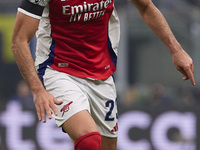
top-left (105, 100), bottom-right (118, 121)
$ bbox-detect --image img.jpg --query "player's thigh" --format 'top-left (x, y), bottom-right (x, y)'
top-left (87, 76), bottom-right (118, 137)
top-left (43, 68), bottom-right (98, 141)
top-left (62, 109), bottom-right (98, 143)
top-left (101, 136), bottom-right (117, 150)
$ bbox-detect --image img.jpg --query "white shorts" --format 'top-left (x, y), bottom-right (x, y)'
top-left (43, 67), bottom-right (118, 137)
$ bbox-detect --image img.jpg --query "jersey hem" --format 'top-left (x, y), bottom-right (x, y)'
top-left (50, 65), bottom-right (116, 80)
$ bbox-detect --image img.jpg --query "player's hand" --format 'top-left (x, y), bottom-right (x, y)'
top-left (172, 49), bottom-right (195, 85)
top-left (33, 89), bottom-right (63, 123)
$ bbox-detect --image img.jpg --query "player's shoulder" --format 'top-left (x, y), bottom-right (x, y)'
top-left (28, 0), bottom-right (50, 6)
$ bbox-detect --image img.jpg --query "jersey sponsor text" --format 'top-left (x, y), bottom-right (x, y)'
top-left (62, 0), bottom-right (112, 22)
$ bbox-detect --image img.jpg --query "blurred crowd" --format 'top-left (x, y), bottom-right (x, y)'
top-left (121, 83), bottom-right (200, 108)
top-left (9, 80), bottom-right (34, 109)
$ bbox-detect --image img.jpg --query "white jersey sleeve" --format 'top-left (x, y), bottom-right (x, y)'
top-left (109, 7), bottom-right (120, 56)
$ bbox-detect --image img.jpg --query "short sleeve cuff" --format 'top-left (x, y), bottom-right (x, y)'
top-left (18, 0), bottom-right (45, 19)
top-left (18, 8), bottom-right (42, 19)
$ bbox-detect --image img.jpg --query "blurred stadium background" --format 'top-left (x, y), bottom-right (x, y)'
top-left (0, 0), bottom-right (200, 150)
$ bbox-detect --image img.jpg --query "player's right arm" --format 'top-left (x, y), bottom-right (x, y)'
top-left (12, 0), bottom-right (62, 122)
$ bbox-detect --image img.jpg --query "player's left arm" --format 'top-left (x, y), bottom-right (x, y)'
top-left (129, 0), bottom-right (195, 85)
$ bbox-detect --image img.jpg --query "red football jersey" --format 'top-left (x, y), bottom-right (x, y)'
top-left (18, 0), bottom-right (120, 79)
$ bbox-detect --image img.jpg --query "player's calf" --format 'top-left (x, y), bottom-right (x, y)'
top-left (74, 132), bottom-right (101, 150)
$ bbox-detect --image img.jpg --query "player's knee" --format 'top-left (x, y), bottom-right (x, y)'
top-left (74, 132), bottom-right (101, 150)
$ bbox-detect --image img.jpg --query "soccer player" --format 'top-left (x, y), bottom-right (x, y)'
top-left (11, 0), bottom-right (195, 149)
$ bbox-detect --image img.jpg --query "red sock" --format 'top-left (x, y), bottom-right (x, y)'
top-left (74, 132), bottom-right (101, 150)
